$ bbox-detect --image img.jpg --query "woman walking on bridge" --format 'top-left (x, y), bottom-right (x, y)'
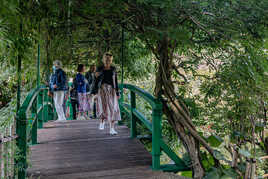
top-left (96, 52), bottom-right (121, 135)
top-left (75, 64), bottom-right (90, 120)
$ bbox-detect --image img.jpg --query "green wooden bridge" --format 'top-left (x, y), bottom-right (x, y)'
top-left (13, 84), bottom-right (190, 179)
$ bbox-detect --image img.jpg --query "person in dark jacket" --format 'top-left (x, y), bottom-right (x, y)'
top-left (76, 64), bottom-right (90, 120)
top-left (85, 65), bottom-right (97, 93)
top-left (96, 52), bottom-right (121, 135)
top-left (51, 60), bottom-right (68, 121)
top-left (85, 64), bottom-right (97, 118)
top-left (70, 76), bottom-right (79, 120)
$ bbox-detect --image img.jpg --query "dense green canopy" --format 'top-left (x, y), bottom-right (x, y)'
top-left (0, 0), bottom-right (268, 178)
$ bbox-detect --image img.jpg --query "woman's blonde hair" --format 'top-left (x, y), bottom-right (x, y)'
top-left (102, 52), bottom-right (113, 64)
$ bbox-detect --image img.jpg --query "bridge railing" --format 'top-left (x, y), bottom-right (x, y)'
top-left (16, 85), bottom-right (55, 179)
top-left (119, 84), bottom-right (189, 172)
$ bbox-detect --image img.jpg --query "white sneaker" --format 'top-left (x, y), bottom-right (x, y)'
top-left (99, 122), bottom-right (105, 130)
top-left (55, 119), bottom-right (65, 122)
top-left (110, 128), bottom-right (118, 135)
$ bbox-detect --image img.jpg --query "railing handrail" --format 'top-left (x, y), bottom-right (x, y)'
top-left (119, 84), bottom-right (162, 110)
top-left (18, 85), bottom-right (47, 116)
top-left (16, 84), bottom-right (55, 179)
top-left (119, 83), bottom-right (189, 172)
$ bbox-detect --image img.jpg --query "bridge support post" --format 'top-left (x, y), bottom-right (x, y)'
top-left (152, 102), bottom-right (162, 170)
top-left (37, 91), bottom-right (43, 129)
top-left (32, 118), bottom-right (38, 145)
top-left (118, 26), bottom-right (125, 126)
top-left (32, 98), bottom-right (38, 144)
top-left (130, 91), bottom-right (137, 138)
top-left (16, 112), bottom-right (27, 179)
top-left (44, 89), bottom-right (49, 122)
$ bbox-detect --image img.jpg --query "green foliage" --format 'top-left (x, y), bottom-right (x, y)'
top-left (0, 0), bottom-right (268, 177)
top-left (206, 135), bottom-right (223, 148)
top-left (204, 167), bottom-right (238, 179)
top-left (197, 39), bottom-right (268, 175)
top-left (0, 64), bottom-right (16, 107)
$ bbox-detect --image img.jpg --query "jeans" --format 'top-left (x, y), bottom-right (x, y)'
top-left (93, 102), bottom-right (96, 118)
top-left (53, 91), bottom-right (66, 121)
top-left (71, 99), bottom-right (78, 120)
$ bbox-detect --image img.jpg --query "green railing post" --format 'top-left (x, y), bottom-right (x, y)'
top-left (37, 91), bottom-right (43, 129)
top-left (151, 101), bottom-right (162, 170)
top-left (37, 43), bottom-right (40, 87)
top-left (130, 91), bottom-right (137, 138)
top-left (16, 3), bottom-right (25, 177)
top-left (32, 99), bottom-right (38, 145)
top-left (42, 89), bottom-right (45, 123)
top-left (118, 26), bottom-right (125, 126)
top-left (44, 89), bottom-right (49, 122)
top-left (15, 86), bottom-right (57, 179)
top-left (16, 112), bottom-right (27, 179)
top-left (32, 119), bottom-right (38, 145)
top-left (118, 84), bottom-right (189, 172)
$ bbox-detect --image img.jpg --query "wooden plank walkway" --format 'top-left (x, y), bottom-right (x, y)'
top-left (27, 120), bottom-right (187, 179)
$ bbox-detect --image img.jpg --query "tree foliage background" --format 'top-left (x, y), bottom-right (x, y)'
top-left (0, 0), bottom-right (268, 178)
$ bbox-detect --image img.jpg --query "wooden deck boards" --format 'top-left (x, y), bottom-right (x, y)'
top-left (27, 120), bottom-right (162, 179)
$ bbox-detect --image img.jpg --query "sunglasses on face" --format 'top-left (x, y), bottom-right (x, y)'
top-left (106, 54), bottom-right (112, 57)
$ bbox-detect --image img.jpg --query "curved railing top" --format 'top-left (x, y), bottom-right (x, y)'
top-left (18, 85), bottom-right (48, 117)
top-left (119, 84), bottom-right (162, 110)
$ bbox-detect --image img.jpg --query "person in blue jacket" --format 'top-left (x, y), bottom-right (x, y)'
top-left (75, 64), bottom-right (90, 120)
top-left (51, 60), bottom-right (68, 121)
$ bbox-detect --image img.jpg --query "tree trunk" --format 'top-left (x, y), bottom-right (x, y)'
top-left (231, 147), bottom-right (238, 168)
top-left (163, 102), bottom-right (205, 178)
top-left (264, 137), bottom-right (268, 154)
top-left (154, 37), bottom-right (207, 179)
top-left (250, 161), bottom-right (256, 179)
top-left (45, 32), bottom-right (51, 82)
top-left (44, 21), bottom-right (52, 83)
top-left (244, 161), bottom-right (251, 179)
